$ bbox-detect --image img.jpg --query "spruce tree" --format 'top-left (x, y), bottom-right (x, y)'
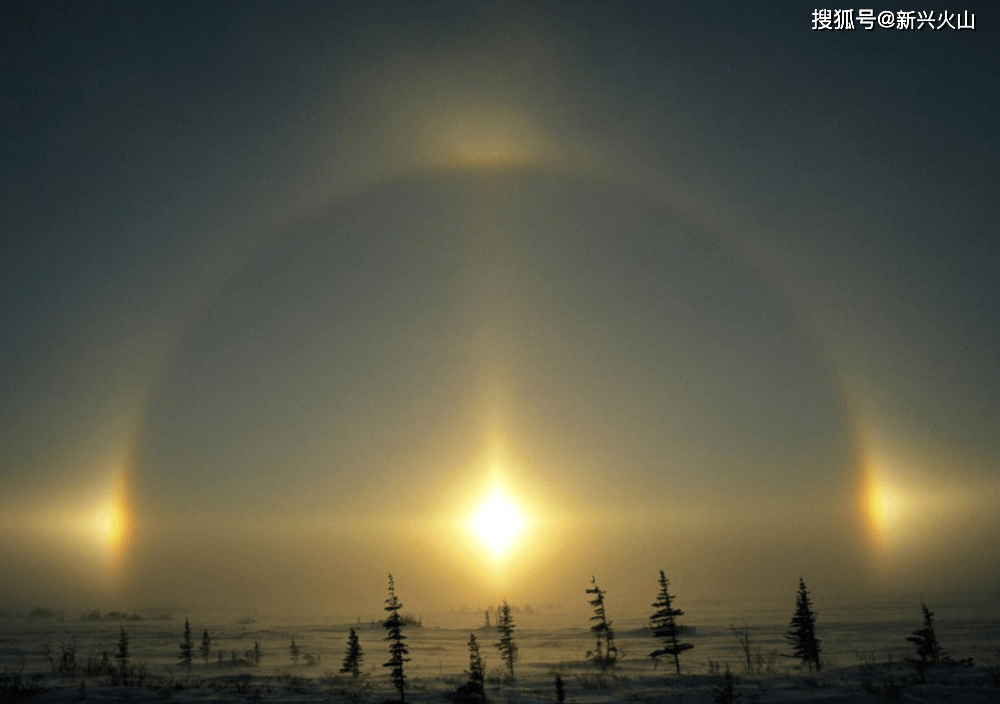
top-left (382, 574), bottom-right (410, 702)
top-left (340, 627), bottom-right (364, 677)
top-left (289, 638), bottom-right (300, 666)
top-left (494, 600), bottom-right (518, 681)
top-left (455, 632), bottom-right (487, 703)
top-left (586, 576), bottom-right (618, 667)
top-left (785, 578), bottom-right (821, 672)
top-left (115, 627), bottom-right (129, 674)
top-left (907, 603), bottom-right (944, 665)
top-left (200, 630), bottom-right (212, 666)
top-left (179, 618), bottom-right (194, 671)
top-left (649, 570), bottom-right (693, 675)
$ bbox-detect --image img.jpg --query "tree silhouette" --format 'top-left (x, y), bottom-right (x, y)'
top-left (711, 664), bottom-right (738, 704)
top-left (494, 600), bottom-right (518, 681)
top-left (179, 618), bottom-right (193, 671)
top-left (785, 578), bottom-right (821, 672)
top-left (454, 632), bottom-right (487, 704)
top-left (115, 626), bottom-right (129, 673)
top-left (586, 576), bottom-right (618, 667)
top-left (289, 638), bottom-right (300, 666)
top-left (200, 630), bottom-right (212, 666)
top-left (907, 603), bottom-right (944, 665)
top-left (649, 570), bottom-right (693, 674)
top-left (340, 627), bottom-right (364, 677)
top-left (382, 574), bottom-right (410, 702)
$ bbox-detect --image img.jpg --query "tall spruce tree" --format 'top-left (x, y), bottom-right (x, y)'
top-left (586, 576), bottom-right (618, 667)
top-left (907, 603), bottom-right (944, 664)
top-left (649, 570), bottom-right (693, 675)
top-left (179, 618), bottom-right (194, 671)
top-left (494, 600), bottom-right (518, 681)
top-left (785, 578), bottom-right (821, 672)
top-left (340, 627), bottom-right (364, 677)
top-left (382, 574), bottom-right (410, 702)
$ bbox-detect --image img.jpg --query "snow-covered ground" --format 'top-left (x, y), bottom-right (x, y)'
top-left (2, 595), bottom-right (998, 703)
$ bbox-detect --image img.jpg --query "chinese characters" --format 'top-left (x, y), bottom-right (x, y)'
top-left (811, 10), bottom-right (976, 30)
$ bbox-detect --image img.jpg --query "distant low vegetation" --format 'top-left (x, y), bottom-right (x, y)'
top-left (28, 607), bottom-right (64, 621)
top-left (8, 607), bottom-right (173, 622)
top-left (81, 609), bottom-right (143, 621)
top-left (398, 612), bottom-right (423, 627)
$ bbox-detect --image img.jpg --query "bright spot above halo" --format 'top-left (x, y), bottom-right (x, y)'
top-left (471, 492), bottom-right (525, 557)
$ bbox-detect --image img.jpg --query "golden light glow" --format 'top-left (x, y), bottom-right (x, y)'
top-left (872, 480), bottom-right (899, 530)
top-left (471, 491), bottom-right (525, 557)
top-left (857, 435), bottom-right (974, 561)
top-left (417, 104), bottom-right (553, 170)
top-left (92, 471), bottom-right (135, 574)
top-left (93, 494), bottom-right (128, 550)
top-left (860, 466), bottom-right (899, 553)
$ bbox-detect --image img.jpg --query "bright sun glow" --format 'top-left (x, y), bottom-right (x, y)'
top-left (472, 492), bottom-right (525, 556)
top-left (92, 499), bottom-right (127, 547)
top-left (91, 474), bottom-right (133, 567)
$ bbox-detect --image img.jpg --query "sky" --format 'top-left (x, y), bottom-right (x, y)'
top-left (1, 1), bottom-right (998, 619)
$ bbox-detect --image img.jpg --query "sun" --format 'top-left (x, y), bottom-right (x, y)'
top-left (472, 492), bottom-right (525, 557)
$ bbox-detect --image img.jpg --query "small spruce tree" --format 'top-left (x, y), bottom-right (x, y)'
top-left (383, 574), bottom-right (410, 703)
top-left (179, 618), bottom-right (194, 671)
top-left (649, 570), bottom-right (693, 675)
top-left (711, 664), bottom-right (738, 704)
top-left (785, 578), bottom-right (821, 672)
top-left (455, 632), bottom-right (487, 703)
top-left (467, 632), bottom-right (487, 702)
top-left (586, 576), bottom-right (618, 667)
top-left (907, 602), bottom-right (944, 665)
top-left (200, 630), bottom-right (212, 666)
top-left (289, 638), bottom-right (300, 666)
top-left (340, 627), bottom-right (364, 678)
top-left (494, 600), bottom-right (518, 681)
top-left (554, 673), bottom-right (565, 704)
top-left (115, 627), bottom-right (129, 676)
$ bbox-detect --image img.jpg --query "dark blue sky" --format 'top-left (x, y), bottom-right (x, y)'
top-left (1, 1), bottom-right (998, 613)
